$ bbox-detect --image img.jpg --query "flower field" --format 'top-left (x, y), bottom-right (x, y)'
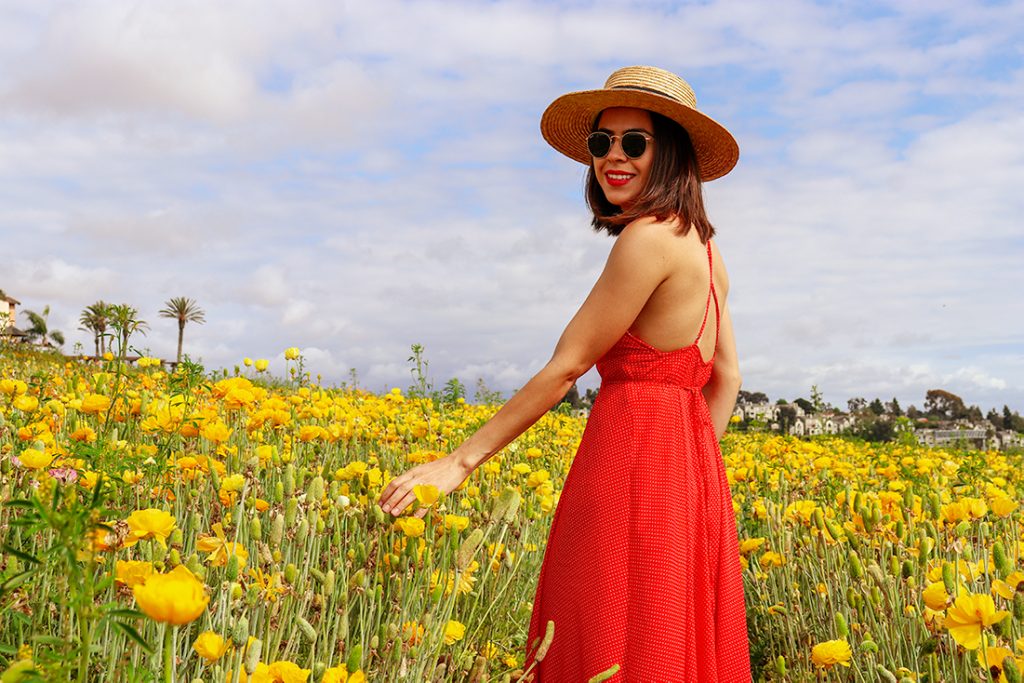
top-left (1, 346), bottom-right (1023, 682)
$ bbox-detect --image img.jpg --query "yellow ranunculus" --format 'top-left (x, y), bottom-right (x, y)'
top-left (123, 508), bottom-right (177, 548)
top-left (413, 483), bottom-right (441, 506)
top-left (80, 393), bottom-right (111, 415)
top-left (115, 560), bottom-right (154, 588)
top-left (255, 359), bottom-right (269, 372)
top-left (12, 395), bottom-right (39, 413)
top-left (444, 619), bottom-right (465, 645)
top-left (192, 630), bottom-right (228, 663)
top-left (133, 565), bottom-right (208, 625)
top-left (266, 660), bottom-right (311, 682)
top-left (922, 581), bottom-right (949, 611)
top-left (811, 639), bottom-right (852, 669)
top-left (945, 592), bottom-right (1011, 650)
top-left (18, 448), bottom-right (54, 470)
top-left (393, 517), bottom-right (425, 537)
top-left (284, 347), bottom-right (301, 360)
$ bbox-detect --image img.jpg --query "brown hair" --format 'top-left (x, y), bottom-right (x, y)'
top-left (586, 110), bottom-right (715, 242)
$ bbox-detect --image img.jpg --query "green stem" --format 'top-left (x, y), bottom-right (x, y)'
top-left (163, 624), bottom-right (174, 683)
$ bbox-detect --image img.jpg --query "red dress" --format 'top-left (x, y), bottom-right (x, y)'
top-left (523, 238), bottom-right (751, 682)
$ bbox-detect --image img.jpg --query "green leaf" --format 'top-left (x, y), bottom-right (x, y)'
top-left (1, 545), bottom-right (40, 565)
top-left (113, 621), bottom-right (154, 653)
top-left (2, 499), bottom-right (37, 509)
top-left (1, 570), bottom-right (36, 593)
top-left (104, 608), bottom-right (146, 620)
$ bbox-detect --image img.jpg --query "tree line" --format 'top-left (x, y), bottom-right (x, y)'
top-left (10, 296), bottom-right (205, 364)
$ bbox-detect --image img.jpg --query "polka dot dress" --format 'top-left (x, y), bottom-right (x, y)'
top-left (523, 239), bottom-right (752, 682)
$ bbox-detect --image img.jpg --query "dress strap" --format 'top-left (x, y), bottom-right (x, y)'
top-left (693, 239), bottom-right (715, 345)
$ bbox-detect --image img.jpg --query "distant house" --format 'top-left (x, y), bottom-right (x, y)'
top-left (916, 428), bottom-right (988, 450)
top-left (1, 291), bottom-right (28, 342)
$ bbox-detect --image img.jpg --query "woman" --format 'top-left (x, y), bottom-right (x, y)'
top-left (377, 65), bottom-right (750, 682)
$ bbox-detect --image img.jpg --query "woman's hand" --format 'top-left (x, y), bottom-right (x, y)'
top-left (377, 454), bottom-right (473, 519)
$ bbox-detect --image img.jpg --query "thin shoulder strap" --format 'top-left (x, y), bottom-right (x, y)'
top-left (693, 239), bottom-right (715, 345)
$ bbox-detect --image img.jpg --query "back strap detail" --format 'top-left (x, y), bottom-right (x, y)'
top-left (693, 240), bottom-right (716, 345)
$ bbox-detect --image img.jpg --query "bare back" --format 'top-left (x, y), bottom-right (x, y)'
top-left (626, 221), bottom-right (726, 366)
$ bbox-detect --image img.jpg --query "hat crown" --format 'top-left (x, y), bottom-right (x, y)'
top-left (604, 66), bottom-right (697, 110)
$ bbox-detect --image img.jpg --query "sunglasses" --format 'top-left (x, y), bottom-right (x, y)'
top-left (586, 131), bottom-right (654, 159)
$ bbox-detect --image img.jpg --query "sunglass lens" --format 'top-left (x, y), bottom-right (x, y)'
top-left (587, 132), bottom-right (611, 158)
top-left (622, 132), bottom-right (647, 158)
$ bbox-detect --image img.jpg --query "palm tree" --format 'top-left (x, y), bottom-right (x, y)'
top-left (21, 305), bottom-right (65, 347)
top-left (108, 304), bottom-right (149, 356)
top-left (158, 297), bottom-right (205, 364)
top-left (78, 301), bottom-right (111, 356)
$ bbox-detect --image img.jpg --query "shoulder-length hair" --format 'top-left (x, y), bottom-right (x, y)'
top-left (585, 111), bottom-right (715, 242)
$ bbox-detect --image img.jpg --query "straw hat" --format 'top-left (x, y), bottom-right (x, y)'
top-left (540, 65), bottom-right (739, 181)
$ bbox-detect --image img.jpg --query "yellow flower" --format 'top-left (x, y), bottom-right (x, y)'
top-left (444, 514), bottom-right (469, 532)
top-left (263, 661), bottom-right (311, 682)
top-left (193, 631), bottom-right (228, 663)
top-left (284, 347), bottom-right (301, 360)
top-left (444, 620), bottom-right (465, 645)
top-left (123, 508), bottom-right (177, 548)
top-left (976, 646), bottom-right (1017, 682)
top-left (922, 581), bottom-right (950, 611)
top-left (196, 523), bottom-right (249, 568)
top-left (115, 560), bottom-right (154, 588)
top-left (393, 517), bottom-right (425, 537)
top-left (255, 359), bottom-right (269, 372)
top-left (759, 551), bottom-right (785, 569)
top-left (945, 592), bottom-right (1011, 650)
top-left (811, 639), bottom-right (852, 669)
top-left (243, 357), bottom-right (253, 367)
top-left (201, 421), bottom-right (233, 443)
top-left (738, 537), bottom-right (766, 556)
top-left (12, 395), bottom-right (39, 412)
top-left (321, 667), bottom-right (349, 683)
top-left (991, 496), bottom-right (1018, 517)
top-left (133, 565), bottom-right (209, 625)
top-left (413, 483), bottom-right (441, 506)
top-left (79, 393), bottom-right (111, 415)
top-left (992, 572), bottom-right (1024, 600)
top-left (70, 427), bottom-right (97, 443)
top-left (221, 473), bottom-right (246, 492)
top-left (18, 448), bottom-right (54, 470)
top-left (402, 621), bottom-right (424, 646)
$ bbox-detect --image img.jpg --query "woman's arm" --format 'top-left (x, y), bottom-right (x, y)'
top-left (452, 219), bottom-right (673, 474)
top-left (378, 219), bottom-right (674, 517)
top-left (702, 299), bottom-right (742, 442)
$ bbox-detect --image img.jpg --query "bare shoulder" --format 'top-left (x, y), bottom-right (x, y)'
top-left (709, 237), bottom-right (731, 295)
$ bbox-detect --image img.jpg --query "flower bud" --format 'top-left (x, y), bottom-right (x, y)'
top-left (245, 638), bottom-right (262, 675)
top-left (296, 519), bottom-right (309, 546)
top-left (774, 656), bottom-right (786, 678)
top-left (993, 541), bottom-right (1012, 578)
top-left (284, 563), bottom-right (298, 585)
top-left (297, 616), bottom-right (317, 643)
top-left (249, 516), bottom-right (261, 542)
top-left (1004, 656), bottom-right (1022, 683)
top-left (848, 551), bottom-right (864, 581)
top-left (232, 616), bottom-right (249, 647)
top-left (457, 529), bottom-right (484, 570)
top-left (273, 481), bottom-right (284, 504)
top-left (307, 475), bottom-right (325, 504)
top-left (834, 612), bottom-right (849, 638)
top-left (941, 562), bottom-right (956, 594)
top-left (270, 513), bottom-right (284, 549)
top-left (347, 643), bottom-right (362, 673)
top-left (283, 465), bottom-right (296, 497)
top-left (1013, 593), bottom-right (1024, 621)
top-left (226, 554), bottom-right (240, 581)
top-left (285, 498), bottom-right (298, 528)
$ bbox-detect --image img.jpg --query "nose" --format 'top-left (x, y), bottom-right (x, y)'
top-left (606, 137), bottom-right (628, 162)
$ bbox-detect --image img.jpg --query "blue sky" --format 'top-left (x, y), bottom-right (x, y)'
top-left (1, 0), bottom-right (1022, 414)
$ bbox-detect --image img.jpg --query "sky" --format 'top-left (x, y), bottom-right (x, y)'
top-left (1, 0), bottom-right (1022, 414)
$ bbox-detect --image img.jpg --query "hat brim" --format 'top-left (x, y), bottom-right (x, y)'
top-left (540, 88), bottom-right (739, 181)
